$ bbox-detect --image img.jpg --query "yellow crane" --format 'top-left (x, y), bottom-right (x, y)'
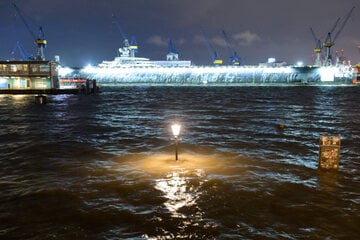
top-left (13, 3), bottom-right (47, 61)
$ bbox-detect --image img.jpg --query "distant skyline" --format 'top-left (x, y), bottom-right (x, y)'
top-left (1, 0), bottom-right (359, 67)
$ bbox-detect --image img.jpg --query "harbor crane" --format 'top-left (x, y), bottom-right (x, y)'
top-left (310, 27), bottom-right (322, 66)
top-left (323, 6), bottom-right (355, 66)
top-left (11, 41), bottom-right (33, 61)
top-left (168, 39), bottom-right (178, 55)
top-left (167, 39), bottom-right (179, 61)
top-left (201, 28), bottom-right (222, 65)
top-left (112, 14), bottom-right (138, 58)
top-left (222, 30), bottom-right (241, 65)
top-left (13, 3), bottom-right (46, 61)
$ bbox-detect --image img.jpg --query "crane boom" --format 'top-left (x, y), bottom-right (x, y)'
top-left (11, 41), bottom-right (31, 60)
top-left (200, 28), bottom-right (222, 65)
top-left (166, 39), bottom-right (179, 61)
top-left (323, 17), bottom-right (340, 45)
top-left (333, 6), bottom-right (355, 42)
top-left (222, 30), bottom-right (232, 56)
top-left (323, 6), bottom-right (355, 66)
top-left (222, 30), bottom-right (240, 65)
top-left (112, 14), bottom-right (127, 42)
top-left (13, 4), bottom-right (36, 40)
top-left (310, 27), bottom-right (322, 65)
top-left (168, 39), bottom-right (178, 54)
top-left (12, 3), bottom-right (46, 61)
top-left (310, 27), bottom-right (321, 50)
top-left (112, 14), bottom-right (138, 57)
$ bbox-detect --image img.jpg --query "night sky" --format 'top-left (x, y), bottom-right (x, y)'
top-left (1, 0), bottom-right (359, 67)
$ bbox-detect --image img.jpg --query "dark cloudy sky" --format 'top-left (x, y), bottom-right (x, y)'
top-left (1, 0), bottom-right (359, 67)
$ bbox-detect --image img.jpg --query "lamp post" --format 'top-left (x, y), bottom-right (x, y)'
top-left (171, 124), bottom-right (181, 161)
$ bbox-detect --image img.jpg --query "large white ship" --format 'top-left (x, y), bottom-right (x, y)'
top-left (60, 34), bottom-right (356, 86)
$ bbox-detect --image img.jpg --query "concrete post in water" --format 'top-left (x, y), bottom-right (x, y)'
top-left (34, 95), bottom-right (47, 104)
top-left (86, 79), bottom-right (90, 95)
top-left (93, 80), bottom-right (97, 94)
top-left (318, 135), bottom-right (341, 170)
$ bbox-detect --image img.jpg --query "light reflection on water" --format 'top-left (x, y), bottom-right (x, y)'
top-left (154, 170), bottom-right (203, 218)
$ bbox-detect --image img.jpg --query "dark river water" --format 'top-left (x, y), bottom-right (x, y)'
top-left (1, 86), bottom-right (360, 239)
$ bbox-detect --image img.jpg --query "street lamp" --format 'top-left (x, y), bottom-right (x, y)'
top-left (171, 124), bottom-right (181, 161)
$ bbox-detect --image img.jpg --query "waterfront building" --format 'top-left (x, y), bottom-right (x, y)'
top-left (0, 61), bottom-right (59, 90)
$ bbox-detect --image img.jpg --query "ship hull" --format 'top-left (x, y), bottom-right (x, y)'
top-left (76, 65), bottom-right (355, 86)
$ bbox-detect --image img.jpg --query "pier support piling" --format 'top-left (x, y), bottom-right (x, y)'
top-left (318, 135), bottom-right (341, 170)
top-left (34, 95), bottom-right (47, 104)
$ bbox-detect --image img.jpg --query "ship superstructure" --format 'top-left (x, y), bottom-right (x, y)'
top-left (98, 16), bottom-right (191, 69)
top-left (98, 38), bottom-right (191, 68)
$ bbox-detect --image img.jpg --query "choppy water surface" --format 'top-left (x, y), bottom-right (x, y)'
top-left (1, 86), bottom-right (360, 239)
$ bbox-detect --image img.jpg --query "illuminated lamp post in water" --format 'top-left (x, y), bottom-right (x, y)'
top-left (171, 124), bottom-right (181, 161)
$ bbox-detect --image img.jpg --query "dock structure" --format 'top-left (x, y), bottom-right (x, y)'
top-left (0, 60), bottom-right (97, 95)
top-left (0, 60), bottom-right (59, 89)
top-left (0, 88), bottom-right (80, 95)
top-left (59, 78), bottom-right (98, 95)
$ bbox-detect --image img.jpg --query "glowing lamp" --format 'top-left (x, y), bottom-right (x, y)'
top-left (171, 124), bottom-right (181, 138)
top-left (171, 124), bottom-right (181, 161)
